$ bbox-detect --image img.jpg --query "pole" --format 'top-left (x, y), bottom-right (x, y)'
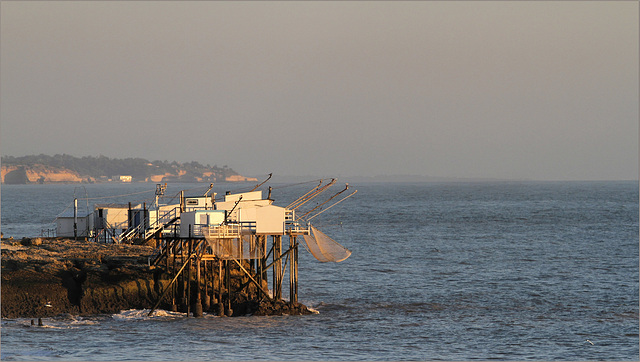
top-left (143, 202), bottom-right (147, 236)
top-left (289, 235), bottom-right (294, 304)
top-left (274, 235), bottom-right (282, 300)
top-left (187, 239), bottom-right (192, 317)
top-left (194, 257), bottom-right (203, 317)
top-left (225, 260), bottom-right (232, 316)
top-left (180, 239), bottom-right (186, 312)
top-left (218, 259), bottom-right (223, 316)
top-left (290, 235), bottom-right (298, 304)
top-left (203, 259), bottom-right (210, 312)
top-left (214, 260), bottom-right (218, 312)
top-left (260, 235), bottom-right (267, 285)
top-left (171, 239), bottom-right (177, 312)
top-left (73, 198), bottom-right (78, 239)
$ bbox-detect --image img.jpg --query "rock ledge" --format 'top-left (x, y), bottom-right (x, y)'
top-left (1, 238), bottom-right (311, 318)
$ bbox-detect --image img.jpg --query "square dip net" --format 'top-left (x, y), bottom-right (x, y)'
top-left (302, 226), bottom-right (351, 263)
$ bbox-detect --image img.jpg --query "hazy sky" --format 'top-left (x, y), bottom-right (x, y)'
top-left (1, 1), bottom-right (637, 180)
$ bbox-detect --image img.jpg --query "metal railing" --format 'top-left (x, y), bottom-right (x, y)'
top-left (285, 220), bottom-right (309, 235)
top-left (202, 223), bottom-right (264, 260)
top-left (143, 208), bottom-right (179, 240)
top-left (118, 207), bottom-right (180, 243)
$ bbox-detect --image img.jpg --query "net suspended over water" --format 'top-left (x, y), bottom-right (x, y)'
top-left (303, 226), bottom-right (352, 263)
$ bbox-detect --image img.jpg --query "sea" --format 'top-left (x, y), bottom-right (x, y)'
top-left (1, 180), bottom-right (638, 361)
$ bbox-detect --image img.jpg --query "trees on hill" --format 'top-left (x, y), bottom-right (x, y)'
top-left (1, 154), bottom-right (238, 182)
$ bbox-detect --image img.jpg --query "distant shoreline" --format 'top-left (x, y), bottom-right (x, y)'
top-left (1, 155), bottom-right (257, 185)
top-left (252, 174), bottom-right (639, 184)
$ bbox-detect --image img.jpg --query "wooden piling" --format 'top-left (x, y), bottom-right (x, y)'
top-left (212, 260), bottom-right (217, 306)
top-left (225, 260), bottom-right (232, 316)
top-left (259, 235), bottom-right (267, 287)
top-left (171, 241), bottom-right (177, 312)
top-left (290, 235), bottom-right (298, 304)
top-left (187, 239), bottom-right (192, 317)
top-left (217, 259), bottom-right (224, 316)
top-left (180, 239), bottom-right (186, 312)
top-left (203, 259), bottom-right (210, 311)
top-left (273, 235), bottom-right (282, 300)
top-left (194, 257), bottom-right (203, 317)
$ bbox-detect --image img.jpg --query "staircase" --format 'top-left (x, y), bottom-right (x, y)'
top-left (118, 207), bottom-right (179, 244)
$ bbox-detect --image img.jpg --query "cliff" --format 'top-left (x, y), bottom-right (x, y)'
top-left (2, 165), bottom-right (84, 184)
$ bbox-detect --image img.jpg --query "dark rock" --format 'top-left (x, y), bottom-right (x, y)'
top-left (1, 238), bottom-right (311, 318)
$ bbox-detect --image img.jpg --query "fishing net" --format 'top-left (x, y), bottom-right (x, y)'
top-left (303, 226), bottom-right (351, 263)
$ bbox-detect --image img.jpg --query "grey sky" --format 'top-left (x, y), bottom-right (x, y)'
top-left (1, 1), bottom-right (637, 181)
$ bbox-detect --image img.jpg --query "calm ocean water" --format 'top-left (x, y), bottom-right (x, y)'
top-left (1, 181), bottom-right (638, 361)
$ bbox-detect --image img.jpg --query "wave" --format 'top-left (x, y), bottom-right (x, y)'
top-left (10, 315), bottom-right (100, 330)
top-left (112, 308), bottom-right (187, 320)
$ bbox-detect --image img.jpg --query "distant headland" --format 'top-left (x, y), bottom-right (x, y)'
top-left (1, 154), bottom-right (257, 184)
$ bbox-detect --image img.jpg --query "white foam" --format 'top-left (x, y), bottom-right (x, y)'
top-left (301, 300), bottom-right (321, 314)
top-left (112, 309), bottom-right (185, 320)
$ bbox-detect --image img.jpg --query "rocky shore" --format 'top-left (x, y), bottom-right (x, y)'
top-left (1, 238), bottom-right (311, 318)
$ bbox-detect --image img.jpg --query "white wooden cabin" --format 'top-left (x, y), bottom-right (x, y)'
top-left (216, 191), bottom-right (271, 220)
top-left (56, 214), bottom-right (93, 237)
top-left (215, 190), bottom-right (288, 235)
top-left (215, 191), bottom-right (270, 210)
top-left (235, 205), bottom-right (287, 235)
top-left (179, 210), bottom-right (226, 238)
top-left (94, 204), bottom-right (130, 231)
top-left (183, 195), bottom-right (215, 211)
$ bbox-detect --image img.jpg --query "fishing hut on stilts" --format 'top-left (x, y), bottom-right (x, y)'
top-left (133, 176), bottom-right (357, 317)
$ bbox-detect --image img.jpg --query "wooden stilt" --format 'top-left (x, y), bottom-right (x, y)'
top-left (255, 235), bottom-right (263, 299)
top-left (209, 260), bottom-right (216, 308)
top-left (273, 235), bottom-right (282, 300)
top-left (194, 257), bottom-right (203, 317)
top-left (180, 240), bottom-right (186, 312)
top-left (260, 235), bottom-right (267, 290)
top-left (290, 235), bottom-right (298, 304)
top-left (203, 259), bottom-right (210, 311)
top-left (187, 239), bottom-right (192, 317)
top-left (251, 235), bottom-right (258, 296)
top-left (225, 260), bottom-right (232, 316)
top-left (171, 240), bottom-right (177, 312)
top-left (217, 259), bottom-right (223, 316)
